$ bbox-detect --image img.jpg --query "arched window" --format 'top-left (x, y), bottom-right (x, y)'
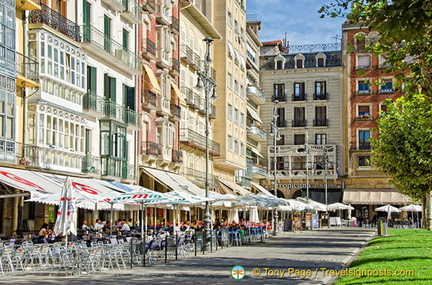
top-left (354, 32), bottom-right (367, 51)
top-left (315, 53), bottom-right (326, 67)
top-left (294, 54), bottom-right (305, 69)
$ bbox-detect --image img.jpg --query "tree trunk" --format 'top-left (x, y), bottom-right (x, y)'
top-left (424, 191), bottom-right (432, 230)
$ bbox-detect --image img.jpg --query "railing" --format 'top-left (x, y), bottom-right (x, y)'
top-left (247, 125), bottom-right (267, 140)
top-left (83, 93), bottom-right (137, 126)
top-left (180, 129), bottom-right (220, 155)
top-left (172, 58), bottom-right (180, 73)
top-left (142, 90), bottom-right (157, 108)
top-left (250, 163), bottom-right (268, 177)
top-left (292, 119), bottom-right (308, 127)
top-left (142, 0), bottom-right (156, 12)
top-left (101, 157), bottom-right (135, 180)
top-left (313, 93), bottom-right (328, 100)
top-left (180, 45), bottom-right (194, 65)
top-left (182, 167), bottom-right (218, 188)
top-left (122, 162), bottom-right (136, 180)
top-left (122, 0), bottom-right (139, 17)
top-left (359, 141), bottom-right (371, 150)
top-left (146, 39), bottom-right (156, 57)
top-left (209, 104), bottom-right (216, 119)
top-left (81, 25), bottom-right (139, 70)
top-left (16, 52), bottom-right (39, 83)
top-left (170, 104), bottom-right (181, 119)
top-left (172, 149), bottom-right (183, 163)
top-left (82, 154), bottom-right (101, 174)
top-left (171, 16), bottom-right (179, 33)
top-left (0, 140), bottom-right (85, 171)
top-left (313, 119), bottom-right (328, 127)
top-left (247, 85), bottom-right (266, 102)
top-left (144, 141), bottom-right (160, 156)
top-left (292, 94), bottom-right (307, 101)
top-left (272, 95), bottom-right (287, 102)
top-left (29, 4), bottom-right (81, 42)
top-left (276, 120), bottom-right (288, 128)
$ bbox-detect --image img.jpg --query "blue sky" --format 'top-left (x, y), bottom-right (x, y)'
top-left (246, 0), bottom-right (346, 45)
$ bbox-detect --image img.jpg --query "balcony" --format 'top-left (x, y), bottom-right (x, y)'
top-left (209, 104), bottom-right (216, 119)
top-left (29, 4), bottom-right (81, 42)
top-left (101, 157), bottom-right (136, 180)
top-left (156, 97), bottom-right (171, 116)
top-left (121, 163), bottom-right (136, 182)
top-left (83, 93), bottom-right (138, 127)
top-left (292, 94), bottom-right (307, 101)
top-left (247, 125), bottom-right (267, 142)
top-left (171, 58), bottom-right (180, 75)
top-left (292, 119), bottom-right (308, 127)
top-left (142, 90), bottom-right (157, 110)
top-left (142, 38), bottom-right (156, 59)
top-left (171, 16), bottom-right (180, 34)
top-left (156, 49), bottom-right (171, 69)
top-left (313, 119), bottom-right (328, 127)
top-left (313, 93), bottom-right (328, 100)
top-left (358, 141), bottom-right (372, 150)
top-left (121, 0), bottom-right (141, 24)
top-left (182, 167), bottom-right (218, 189)
top-left (142, 0), bottom-right (156, 12)
top-left (247, 85), bottom-right (266, 105)
top-left (143, 141), bottom-right (160, 156)
top-left (236, 171), bottom-right (252, 188)
top-left (81, 25), bottom-right (140, 75)
top-left (250, 163), bottom-right (268, 178)
top-left (180, 45), bottom-right (196, 67)
top-left (16, 52), bottom-right (39, 88)
top-left (172, 150), bottom-right (183, 163)
top-left (101, 0), bottom-right (125, 11)
top-left (82, 154), bottom-right (101, 175)
top-left (180, 128), bottom-right (220, 156)
top-left (272, 95), bottom-right (287, 102)
top-left (170, 104), bottom-right (181, 121)
top-left (276, 120), bottom-right (288, 128)
top-left (157, 145), bottom-right (172, 166)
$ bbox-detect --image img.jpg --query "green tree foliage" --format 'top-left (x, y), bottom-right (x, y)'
top-left (372, 95), bottom-right (432, 201)
top-left (320, 0), bottom-right (432, 228)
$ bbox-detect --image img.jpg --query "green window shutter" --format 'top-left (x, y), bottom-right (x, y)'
top-left (122, 29), bottom-right (128, 50)
top-left (87, 66), bottom-right (97, 94)
top-left (104, 15), bottom-right (111, 52)
top-left (110, 77), bottom-right (116, 102)
top-left (83, 0), bottom-right (91, 41)
top-left (104, 73), bottom-right (109, 99)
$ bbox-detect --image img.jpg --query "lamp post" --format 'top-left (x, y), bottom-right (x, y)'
top-left (195, 37), bottom-right (217, 251)
top-left (271, 100), bottom-right (280, 236)
top-left (305, 126), bottom-right (310, 201)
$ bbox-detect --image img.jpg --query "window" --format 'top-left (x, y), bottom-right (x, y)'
top-left (275, 108), bottom-right (286, 127)
top-left (273, 83), bottom-right (285, 101)
top-left (296, 59), bottom-right (303, 68)
top-left (240, 112), bottom-right (245, 127)
top-left (293, 107), bottom-right (306, 127)
top-left (294, 54), bottom-right (305, 68)
top-left (234, 139), bottom-right (239, 153)
top-left (314, 106), bottom-right (327, 126)
top-left (357, 80), bottom-right (370, 94)
top-left (315, 134), bottom-right (327, 145)
top-left (380, 79), bottom-right (393, 93)
top-left (379, 104), bottom-right (388, 116)
top-left (358, 130), bottom-right (371, 149)
top-left (358, 155), bottom-right (371, 168)
top-left (227, 73), bottom-right (233, 89)
top-left (227, 12), bottom-right (233, 27)
top-left (357, 105), bottom-right (371, 119)
top-left (234, 108), bottom-right (239, 123)
top-left (355, 34), bottom-right (366, 50)
top-left (234, 79), bottom-right (239, 93)
top-left (317, 57), bottom-right (325, 67)
top-left (357, 55), bottom-right (371, 68)
top-left (314, 81), bottom-right (326, 99)
top-left (293, 82), bottom-right (306, 101)
top-left (227, 135), bottom-right (233, 151)
top-left (104, 15), bottom-right (111, 52)
top-left (227, 103), bottom-right (233, 120)
top-left (277, 134), bottom-right (285, 145)
top-left (276, 60), bottom-right (283, 69)
top-left (294, 134), bottom-right (305, 145)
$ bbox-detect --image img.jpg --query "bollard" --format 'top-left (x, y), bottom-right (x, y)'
top-left (377, 217), bottom-right (387, 236)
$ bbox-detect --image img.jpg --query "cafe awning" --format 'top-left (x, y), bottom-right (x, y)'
top-left (171, 82), bottom-right (186, 105)
top-left (143, 64), bottom-right (161, 94)
top-left (218, 179), bottom-right (251, 196)
top-left (251, 182), bottom-right (274, 197)
top-left (342, 188), bottom-right (411, 205)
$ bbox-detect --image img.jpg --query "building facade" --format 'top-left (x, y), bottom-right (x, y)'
top-left (259, 41), bottom-right (345, 204)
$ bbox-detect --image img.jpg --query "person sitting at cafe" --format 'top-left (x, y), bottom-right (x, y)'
top-left (93, 219), bottom-right (104, 231)
top-left (38, 223), bottom-right (50, 243)
top-left (82, 220), bottom-right (92, 231)
top-left (120, 221), bottom-right (130, 232)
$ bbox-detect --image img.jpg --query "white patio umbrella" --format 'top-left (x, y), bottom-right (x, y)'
top-left (375, 204), bottom-right (401, 219)
top-left (53, 177), bottom-right (77, 243)
top-left (327, 202), bottom-right (354, 211)
top-left (296, 197), bottom-right (327, 211)
top-left (228, 208), bottom-right (239, 224)
top-left (249, 206), bottom-right (260, 223)
top-left (400, 204), bottom-right (422, 228)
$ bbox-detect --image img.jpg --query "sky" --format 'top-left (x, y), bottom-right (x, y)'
top-left (246, 0), bottom-right (347, 45)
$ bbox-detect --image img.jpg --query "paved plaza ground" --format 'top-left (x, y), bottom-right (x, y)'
top-left (3, 227), bottom-right (376, 285)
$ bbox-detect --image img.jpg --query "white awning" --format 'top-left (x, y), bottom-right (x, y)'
top-left (251, 182), bottom-right (273, 197)
top-left (227, 42), bottom-right (234, 58)
top-left (234, 49), bottom-right (240, 63)
top-left (218, 179), bottom-right (251, 196)
top-left (246, 105), bottom-right (263, 124)
top-left (240, 55), bottom-right (246, 69)
top-left (142, 167), bottom-right (205, 196)
top-left (343, 188), bottom-right (411, 205)
top-left (249, 146), bottom-right (264, 158)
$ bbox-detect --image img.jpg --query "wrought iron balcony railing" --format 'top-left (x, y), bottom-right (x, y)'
top-left (292, 119), bottom-right (308, 127)
top-left (82, 154), bottom-right (101, 174)
top-left (172, 149), bottom-right (183, 163)
top-left (313, 118), bottom-right (328, 127)
top-left (313, 92), bottom-right (328, 100)
top-left (292, 94), bottom-right (307, 101)
top-left (29, 4), bottom-right (81, 42)
top-left (180, 128), bottom-right (220, 156)
top-left (144, 141), bottom-right (160, 156)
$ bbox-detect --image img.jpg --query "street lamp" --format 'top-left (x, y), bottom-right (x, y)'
top-left (195, 37), bottom-right (217, 250)
top-left (271, 100), bottom-right (280, 236)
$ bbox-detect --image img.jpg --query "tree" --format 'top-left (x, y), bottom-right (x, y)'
top-left (320, 0), bottom-right (432, 229)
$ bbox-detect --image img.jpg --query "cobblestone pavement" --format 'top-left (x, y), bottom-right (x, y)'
top-left (2, 227), bottom-right (376, 285)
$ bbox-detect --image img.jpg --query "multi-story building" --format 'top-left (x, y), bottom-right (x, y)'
top-left (342, 23), bottom-right (410, 219)
top-left (260, 40), bottom-right (345, 204)
top-left (212, 0), bottom-right (249, 192)
top-left (177, 0), bottom-right (221, 197)
top-left (235, 15), bottom-right (268, 193)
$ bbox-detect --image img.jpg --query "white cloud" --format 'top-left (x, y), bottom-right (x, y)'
top-left (247, 0), bottom-right (346, 45)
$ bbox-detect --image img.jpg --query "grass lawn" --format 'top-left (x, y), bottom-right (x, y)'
top-left (335, 229), bottom-right (432, 284)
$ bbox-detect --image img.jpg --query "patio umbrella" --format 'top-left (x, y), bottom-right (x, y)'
top-left (296, 197), bottom-right (327, 211)
top-left (53, 177), bottom-right (77, 243)
top-left (327, 202), bottom-right (354, 211)
top-left (400, 205), bottom-right (422, 228)
top-left (375, 204), bottom-right (401, 220)
top-left (228, 208), bottom-right (239, 224)
top-left (249, 206), bottom-right (260, 223)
